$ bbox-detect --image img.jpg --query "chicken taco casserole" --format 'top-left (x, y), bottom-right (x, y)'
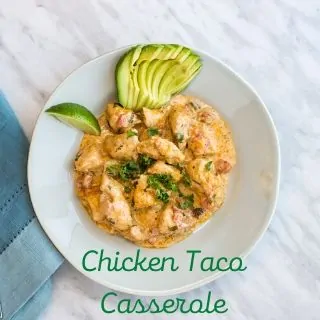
top-left (74, 95), bottom-right (236, 248)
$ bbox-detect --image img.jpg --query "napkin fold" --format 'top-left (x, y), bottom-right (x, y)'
top-left (0, 93), bottom-right (63, 320)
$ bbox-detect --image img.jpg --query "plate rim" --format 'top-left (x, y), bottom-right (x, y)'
top-left (27, 44), bottom-right (281, 296)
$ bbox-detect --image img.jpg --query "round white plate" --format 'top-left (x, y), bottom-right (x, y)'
top-left (28, 45), bottom-right (280, 296)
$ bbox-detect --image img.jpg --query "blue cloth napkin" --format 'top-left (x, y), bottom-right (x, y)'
top-left (0, 93), bottom-right (63, 320)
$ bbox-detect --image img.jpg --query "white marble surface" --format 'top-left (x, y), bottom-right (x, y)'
top-left (1, 0), bottom-right (320, 319)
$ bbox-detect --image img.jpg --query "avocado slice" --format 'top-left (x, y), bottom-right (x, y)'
top-left (151, 60), bottom-right (179, 104)
top-left (170, 61), bottom-right (202, 95)
top-left (145, 45), bottom-right (184, 103)
top-left (115, 44), bottom-right (202, 110)
top-left (174, 47), bottom-right (192, 63)
top-left (116, 45), bottom-right (142, 109)
top-left (132, 44), bottom-right (167, 108)
top-left (115, 48), bottom-right (133, 107)
top-left (138, 44), bottom-right (164, 62)
top-left (136, 60), bottom-right (152, 108)
top-left (127, 46), bottom-right (143, 109)
top-left (159, 54), bottom-right (201, 96)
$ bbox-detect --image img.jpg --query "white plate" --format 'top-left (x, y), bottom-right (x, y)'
top-left (28, 45), bottom-right (280, 296)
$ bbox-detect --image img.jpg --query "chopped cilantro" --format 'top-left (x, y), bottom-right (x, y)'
top-left (148, 174), bottom-right (178, 192)
top-left (205, 161), bottom-right (213, 171)
top-left (178, 194), bottom-right (194, 209)
top-left (147, 127), bottom-right (159, 137)
top-left (119, 161), bottom-right (140, 180)
top-left (160, 175), bottom-right (178, 192)
top-left (127, 130), bottom-right (137, 138)
top-left (106, 165), bottom-right (120, 177)
top-left (147, 174), bottom-right (179, 203)
top-left (156, 189), bottom-right (169, 203)
top-left (107, 155), bottom-right (155, 182)
top-left (137, 154), bottom-right (155, 171)
top-left (176, 133), bottom-right (184, 143)
top-left (181, 171), bottom-right (192, 186)
top-left (166, 180), bottom-right (179, 192)
top-left (147, 174), bottom-right (163, 190)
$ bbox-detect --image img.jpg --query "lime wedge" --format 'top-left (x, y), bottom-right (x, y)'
top-left (45, 103), bottom-right (101, 136)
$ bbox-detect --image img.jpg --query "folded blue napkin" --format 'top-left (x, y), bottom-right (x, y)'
top-left (0, 93), bottom-right (63, 320)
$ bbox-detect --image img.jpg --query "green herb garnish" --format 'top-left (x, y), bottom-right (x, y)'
top-left (106, 165), bottom-right (120, 177)
top-left (148, 174), bottom-right (178, 192)
top-left (147, 174), bottom-right (163, 190)
top-left (181, 171), bottom-right (192, 186)
top-left (205, 161), bottom-right (213, 171)
top-left (147, 127), bottom-right (159, 137)
top-left (156, 189), bottom-right (169, 203)
top-left (119, 161), bottom-right (140, 180)
top-left (137, 154), bottom-right (155, 171)
top-left (178, 194), bottom-right (194, 209)
top-left (176, 133), bottom-right (184, 143)
top-left (147, 174), bottom-right (179, 203)
top-left (106, 155), bottom-right (155, 181)
top-left (127, 129), bottom-right (137, 138)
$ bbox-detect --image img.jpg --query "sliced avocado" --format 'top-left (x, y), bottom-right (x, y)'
top-left (116, 46), bottom-right (142, 109)
top-left (115, 44), bottom-right (202, 110)
top-left (174, 47), bottom-right (192, 63)
top-left (145, 59), bottom-right (161, 105)
top-left (145, 45), bottom-right (183, 106)
top-left (136, 44), bottom-right (164, 63)
top-left (127, 45), bottom-right (143, 109)
top-left (156, 45), bottom-right (176, 60)
top-left (170, 61), bottom-right (202, 95)
top-left (136, 60), bottom-right (152, 108)
top-left (152, 60), bottom-right (179, 102)
top-left (156, 44), bottom-right (183, 60)
top-left (159, 54), bottom-right (200, 96)
top-left (116, 48), bottom-right (134, 107)
top-left (167, 44), bottom-right (184, 59)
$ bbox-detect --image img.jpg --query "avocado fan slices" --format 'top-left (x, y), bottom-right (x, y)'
top-left (116, 44), bottom-right (202, 110)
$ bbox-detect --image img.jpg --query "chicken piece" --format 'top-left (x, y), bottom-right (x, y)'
top-left (158, 205), bottom-right (175, 234)
top-left (83, 194), bottom-right (102, 221)
top-left (106, 103), bottom-right (139, 133)
top-left (172, 207), bottom-right (195, 229)
top-left (215, 159), bottom-right (233, 174)
top-left (147, 161), bottom-right (181, 181)
top-left (104, 131), bottom-right (139, 160)
top-left (134, 175), bottom-right (158, 209)
top-left (130, 226), bottom-right (148, 241)
top-left (137, 137), bottom-right (185, 164)
top-left (169, 104), bottom-right (194, 149)
top-left (75, 144), bottom-right (104, 171)
top-left (185, 158), bottom-right (216, 198)
top-left (169, 94), bottom-right (189, 106)
top-left (188, 123), bottom-right (217, 156)
top-left (82, 172), bottom-right (93, 188)
top-left (197, 107), bottom-right (220, 125)
top-left (133, 205), bottom-right (162, 229)
top-left (138, 127), bottom-right (150, 141)
top-left (158, 205), bottom-right (195, 234)
top-left (142, 107), bottom-right (168, 128)
top-left (99, 173), bottom-right (132, 230)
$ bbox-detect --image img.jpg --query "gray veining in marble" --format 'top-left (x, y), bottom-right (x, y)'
top-left (0, 0), bottom-right (320, 319)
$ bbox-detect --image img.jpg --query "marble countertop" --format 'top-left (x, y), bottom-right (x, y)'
top-left (1, 0), bottom-right (320, 319)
